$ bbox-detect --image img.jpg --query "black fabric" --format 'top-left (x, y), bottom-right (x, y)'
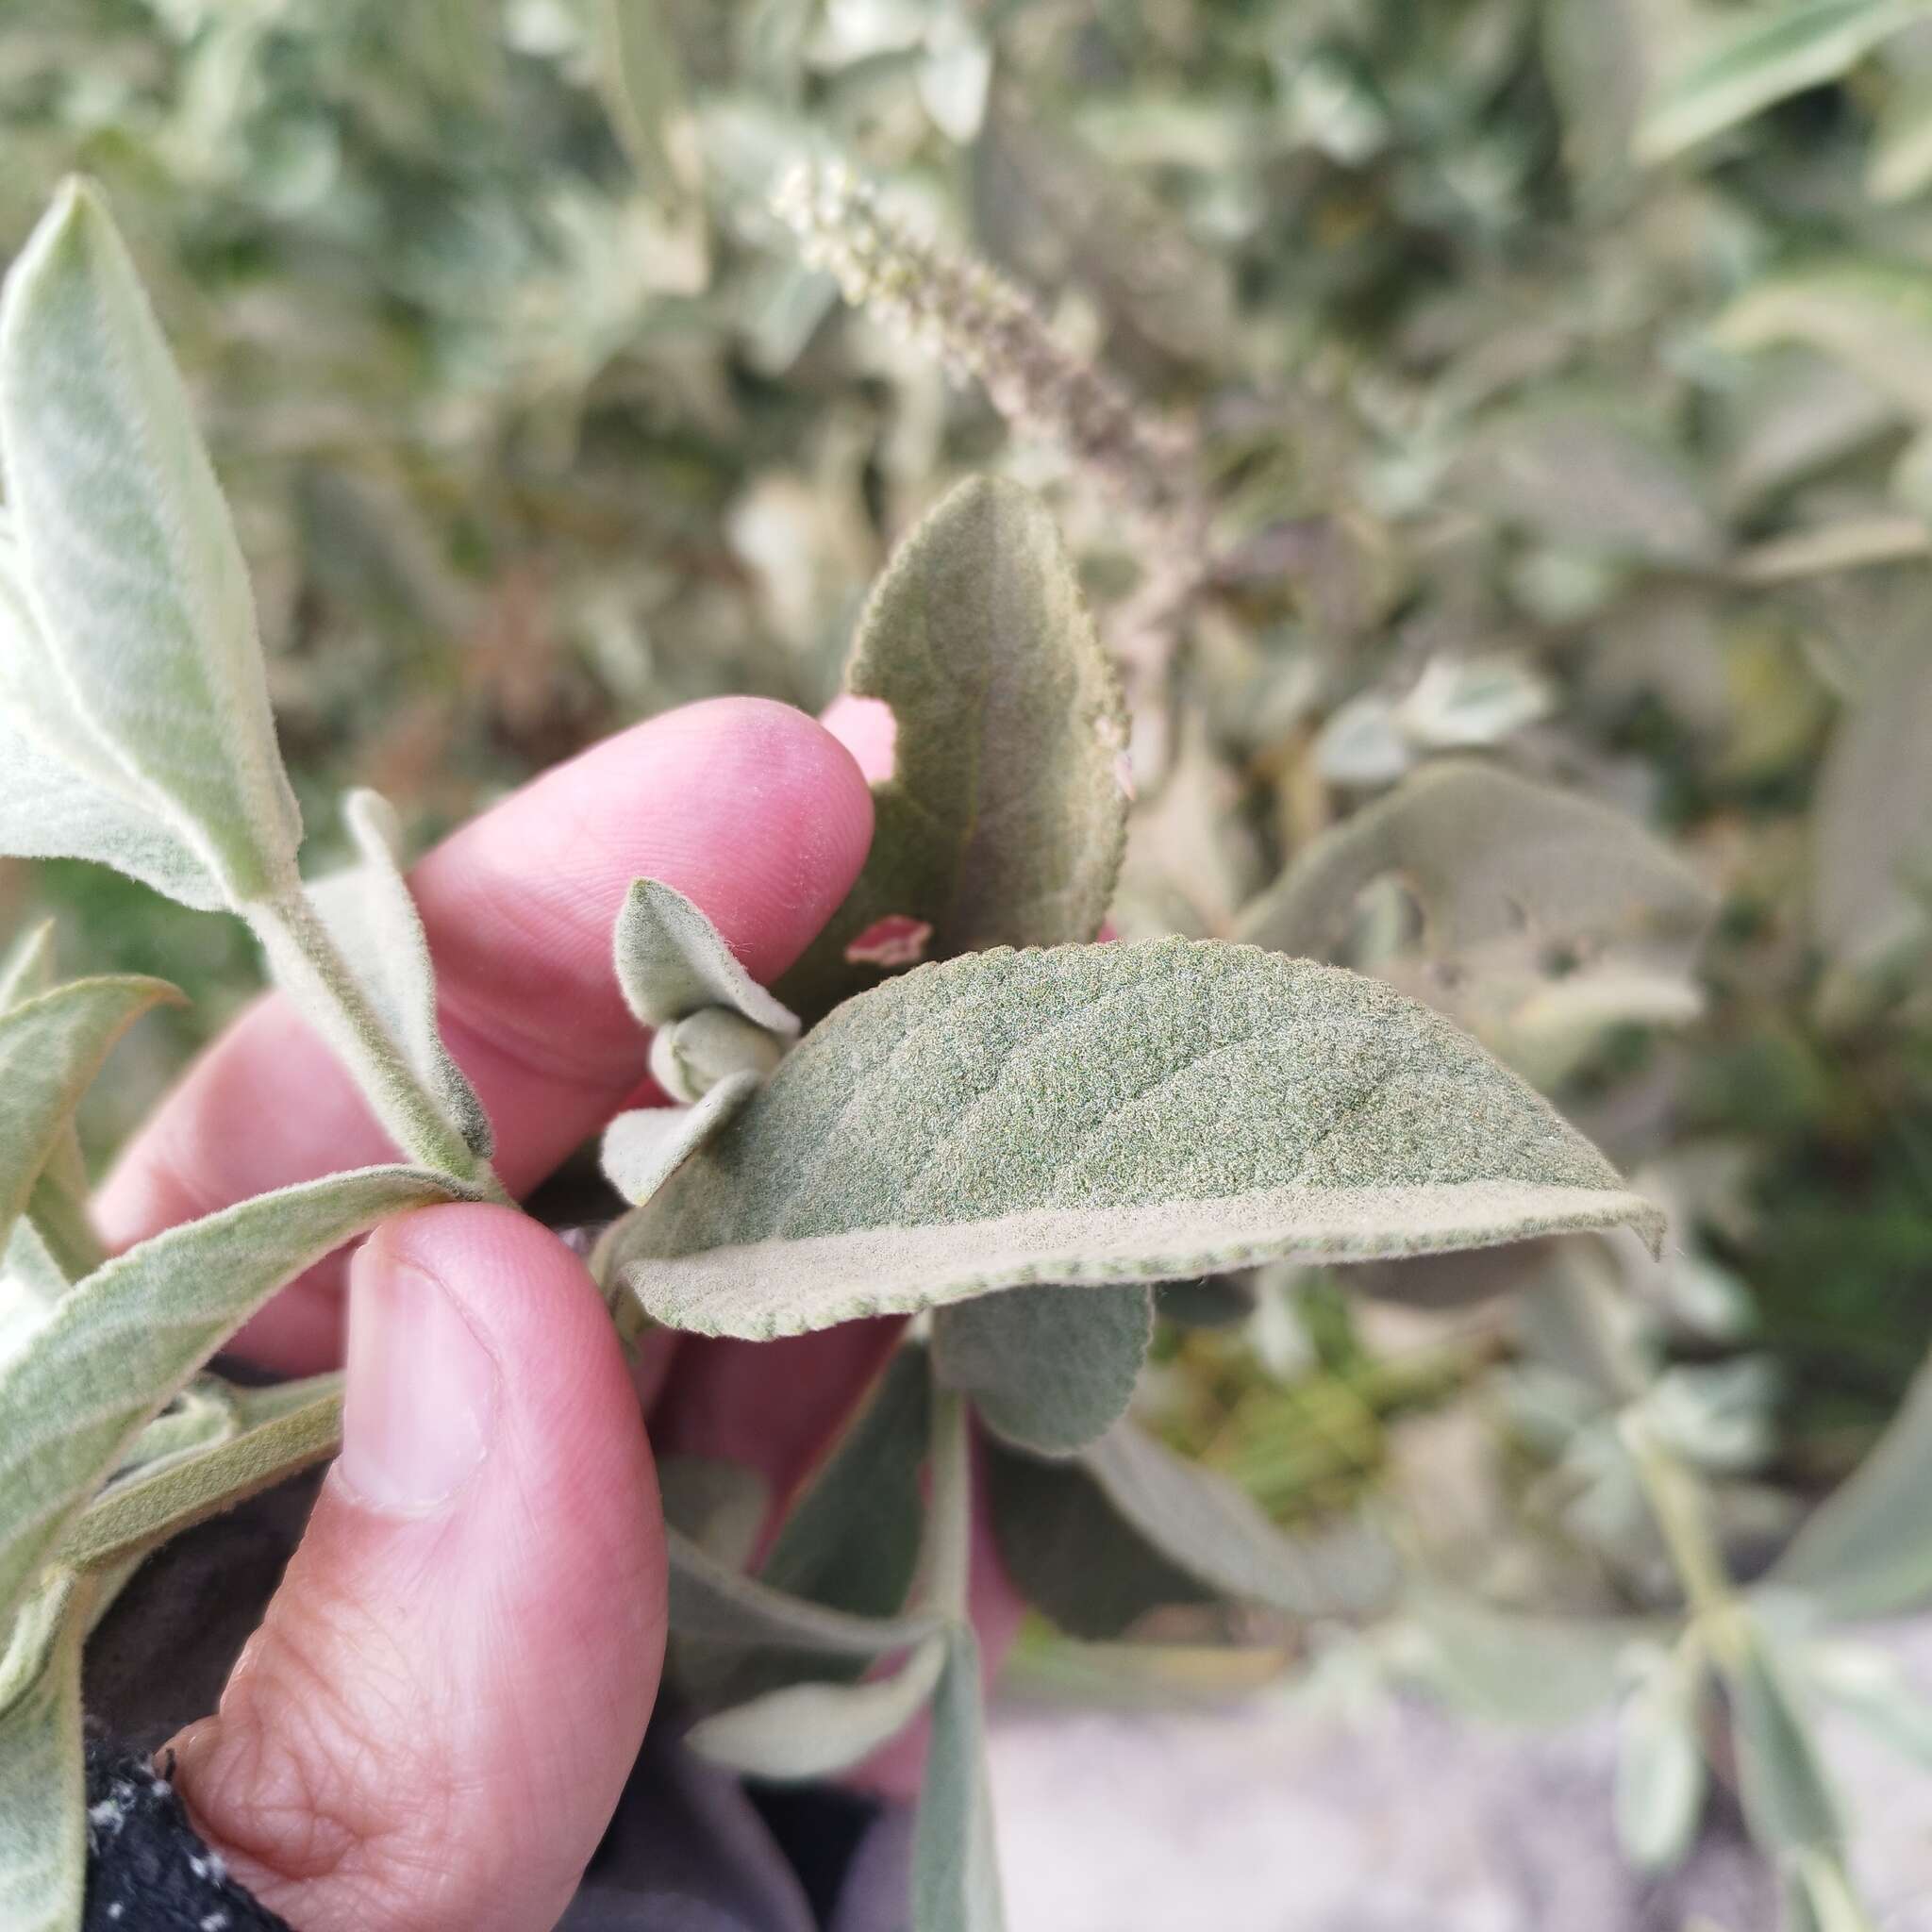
top-left (83, 1743), bottom-right (292, 1932)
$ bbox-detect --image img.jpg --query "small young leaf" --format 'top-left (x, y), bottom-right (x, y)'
top-left (1615, 1641), bottom-right (1708, 1872)
top-left (0, 1165), bottom-right (462, 1627)
top-left (686, 1633), bottom-right (948, 1781)
top-left (777, 478), bottom-right (1128, 1022)
top-left (0, 179), bottom-right (302, 905)
top-left (603, 1075), bottom-right (761, 1207)
top-left (1760, 1350), bottom-right (1932, 1619)
top-left (59, 1375), bottom-right (344, 1573)
top-left (0, 1574), bottom-right (86, 1932)
top-left (649, 1010), bottom-right (786, 1106)
top-left (1237, 761), bottom-right (1714, 977)
top-left (934, 1284), bottom-right (1151, 1457)
top-left (1636, 0), bottom-right (1924, 162)
top-left (613, 940), bottom-right (1665, 1340)
top-left (309, 790), bottom-right (492, 1158)
top-left (911, 1629), bottom-right (1006, 1932)
top-left (614, 878), bottom-right (799, 1039)
top-left (0, 976), bottom-right (181, 1259)
top-left (666, 1529), bottom-right (941, 1658)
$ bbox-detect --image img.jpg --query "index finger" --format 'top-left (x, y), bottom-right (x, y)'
top-left (96, 696), bottom-right (874, 1371)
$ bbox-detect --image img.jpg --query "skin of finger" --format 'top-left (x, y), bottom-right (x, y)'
top-left (169, 1206), bottom-right (665, 1932)
top-left (97, 697), bottom-right (874, 1372)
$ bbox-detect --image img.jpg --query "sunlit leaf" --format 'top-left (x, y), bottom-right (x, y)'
top-left (0, 1165), bottom-right (461, 1627)
top-left (0, 178), bottom-right (302, 903)
top-left (310, 789), bottom-right (491, 1158)
top-left (777, 479), bottom-right (1128, 1021)
top-left (933, 1284), bottom-right (1150, 1457)
top-left (1637, 0), bottom-right (1926, 162)
top-left (616, 941), bottom-right (1663, 1339)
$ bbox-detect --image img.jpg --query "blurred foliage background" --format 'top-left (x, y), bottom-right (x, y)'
top-left (5, 0), bottom-right (1932, 1882)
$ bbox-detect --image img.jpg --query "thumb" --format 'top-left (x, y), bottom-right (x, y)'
top-left (167, 1205), bottom-right (665, 1932)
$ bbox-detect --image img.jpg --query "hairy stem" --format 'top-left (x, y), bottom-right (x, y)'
top-left (247, 891), bottom-right (506, 1197)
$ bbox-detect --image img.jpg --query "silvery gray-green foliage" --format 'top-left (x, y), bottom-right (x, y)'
top-left (0, 1166), bottom-right (463, 1628)
top-left (0, 1573), bottom-right (90, 1932)
top-left (611, 939), bottom-right (1663, 1340)
top-left (933, 1284), bottom-right (1152, 1457)
top-left (309, 790), bottom-right (493, 1159)
top-left (603, 1073), bottom-right (760, 1207)
top-left (915, 1630), bottom-right (1005, 1932)
top-left (615, 877), bottom-right (801, 1040)
top-left (776, 475), bottom-right (1129, 1021)
top-left (0, 180), bottom-right (302, 907)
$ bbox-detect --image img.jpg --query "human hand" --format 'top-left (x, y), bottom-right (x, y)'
top-left (92, 697), bottom-right (965, 1932)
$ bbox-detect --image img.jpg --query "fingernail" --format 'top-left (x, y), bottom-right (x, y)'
top-left (340, 1240), bottom-right (499, 1514)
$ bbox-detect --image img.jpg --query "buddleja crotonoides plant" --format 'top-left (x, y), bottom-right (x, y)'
top-left (0, 180), bottom-right (1664, 1931)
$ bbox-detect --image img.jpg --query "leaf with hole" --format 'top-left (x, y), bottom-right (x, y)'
top-left (612, 939), bottom-right (1665, 1340)
top-left (777, 478), bottom-right (1128, 1022)
top-left (934, 1284), bottom-right (1150, 1457)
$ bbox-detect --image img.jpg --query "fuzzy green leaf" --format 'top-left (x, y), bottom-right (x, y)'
top-left (614, 878), bottom-right (799, 1038)
top-left (0, 976), bottom-right (181, 1261)
top-left (912, 1629), bottom-right (1006, 1932)
top-left (603, 1077), bottom-right (761, 1208)
top-left (0, 179), bottom-right (301, 904)
top-left (1237, 761), bottom-right (1714, 976)
top-left (310, 790), bottom-right (492, 1158)
top-left (59, 1375), bottom-right (344, 1573)
top-left (1636, 0), bottom-right (1926, 162)
top-left (687, 1633), bottom-right (948, 1781)
top-left (614, 940), bottom-right (1664, 1340)
top-left (666, 1528), bottom-right (941, 1658)
top-left (0, 1165), bottom-right (461, 1627)
top-left (0, 1574), bottom-right (86, 1932)
top-left (934, 1284), bottom-right (1151, 1457)
top-left (777, 478), bottom-right (1128, 1022)
top-left (1761, 1351), bottom-right (1932, 1619)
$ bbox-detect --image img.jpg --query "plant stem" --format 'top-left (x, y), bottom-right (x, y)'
top-left (247, 890), bottom-right (507, 1198)
top-left (1621, 1410), bottom-right (1735, 1624)
top-left (927, 1381), bottom-right (974, 1622)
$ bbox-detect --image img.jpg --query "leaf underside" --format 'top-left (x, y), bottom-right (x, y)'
top-left (616, 940), bottom-right (1664, 1340)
